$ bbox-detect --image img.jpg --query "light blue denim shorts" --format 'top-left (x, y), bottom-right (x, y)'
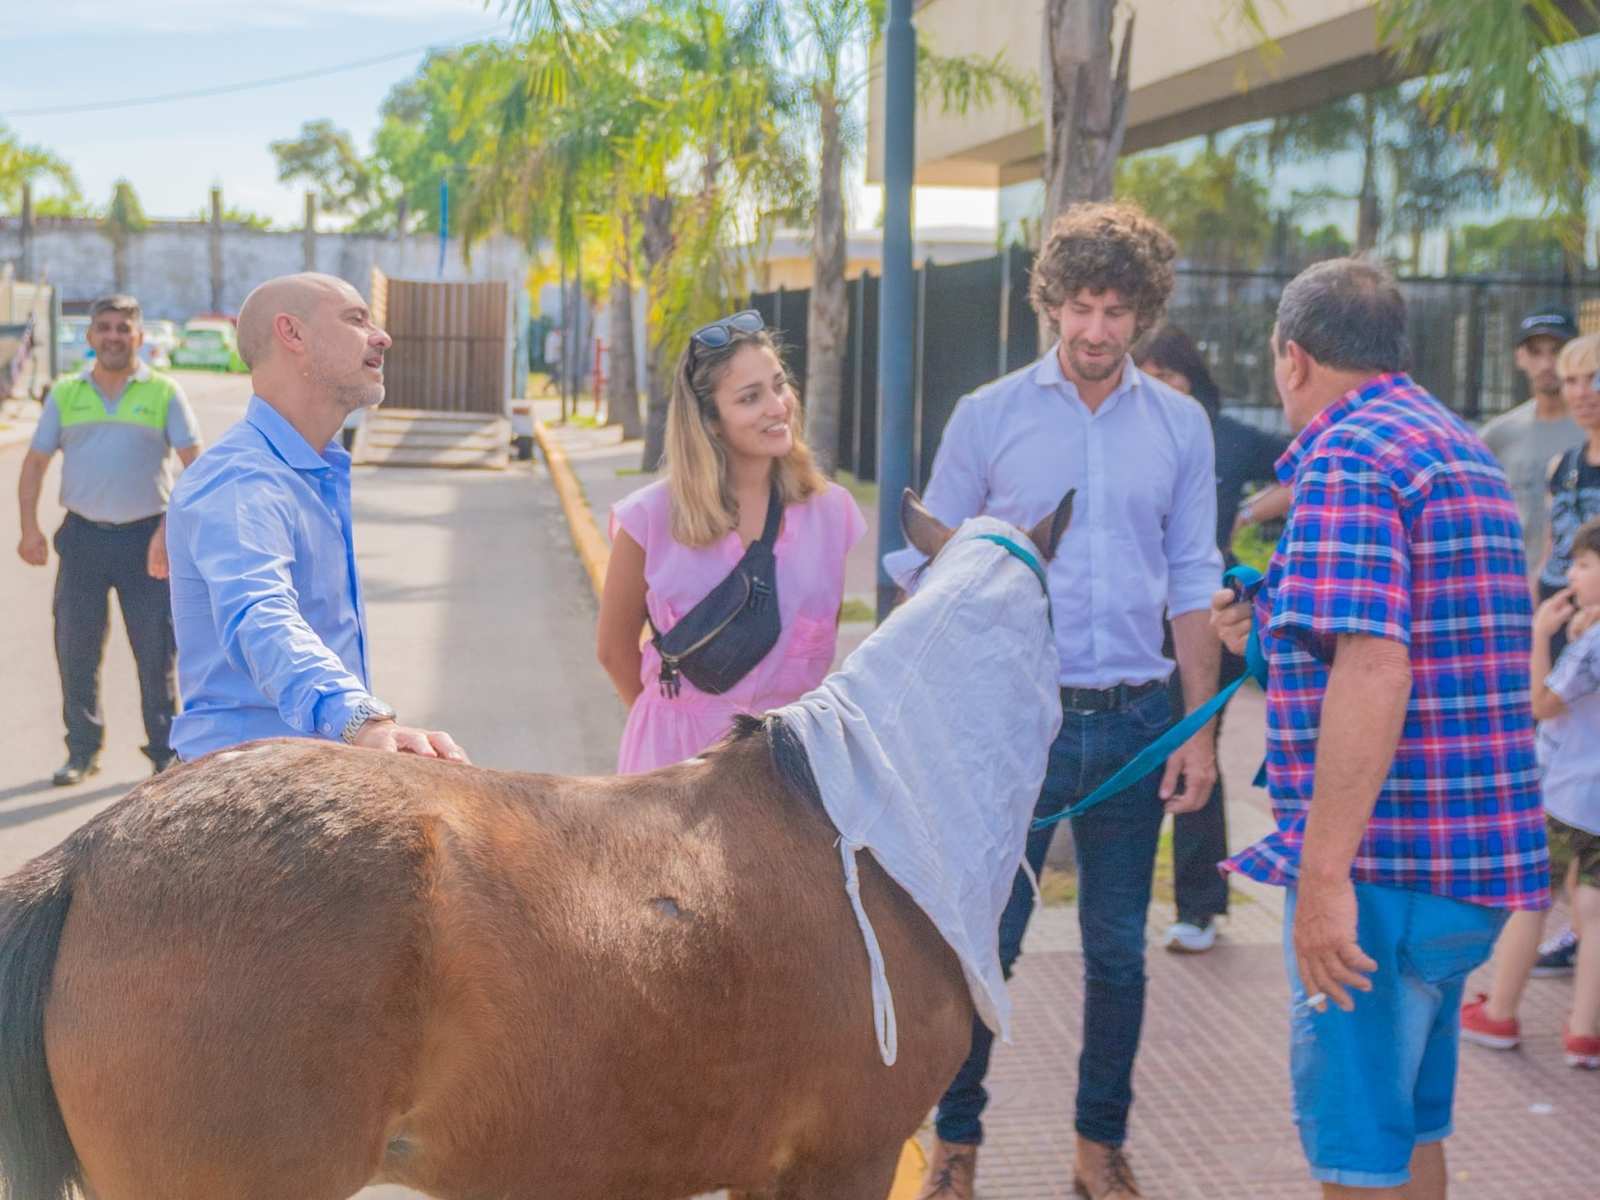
top-left (1283, 882), bottom-right (1507, 1189)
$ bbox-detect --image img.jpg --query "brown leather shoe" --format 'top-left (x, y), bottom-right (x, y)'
top-left (1072, 1136), bottom-right (1142, 1198)
top-left (915, 1137), bottom-right (978, 1200)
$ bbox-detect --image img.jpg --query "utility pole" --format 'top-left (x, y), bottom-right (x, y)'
top-left (206, 187), bottom-right (225, 311)
top-left (875, 0), bottom-right (916, 621)
top-left (437, 177), bottom-right (449, 278)
top-left (302, 191), bottom-right (316, 273)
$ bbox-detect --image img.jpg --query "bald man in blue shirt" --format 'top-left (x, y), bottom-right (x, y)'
top-left (166, 272), bottom-right (466, 764)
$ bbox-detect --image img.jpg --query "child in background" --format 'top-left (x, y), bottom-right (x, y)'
top-left (1462, 515), bottom-right (1600, 1068)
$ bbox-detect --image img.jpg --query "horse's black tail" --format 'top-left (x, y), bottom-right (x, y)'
top-left (0, 851), bottom-right (81, 1200)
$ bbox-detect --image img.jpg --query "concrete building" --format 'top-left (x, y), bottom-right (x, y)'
top-left (744, 225), bottom-right (998, 292)
top-left (868, 1), bottom-right (1400, 189)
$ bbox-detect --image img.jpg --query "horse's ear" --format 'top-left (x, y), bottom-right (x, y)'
top-left (1027, 489), bottom-right (1076, 562)
top-left (901, 489), bottom-right (954, 562)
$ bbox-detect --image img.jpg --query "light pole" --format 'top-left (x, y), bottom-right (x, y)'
top-left (875, 0), bottom-right (916, 622)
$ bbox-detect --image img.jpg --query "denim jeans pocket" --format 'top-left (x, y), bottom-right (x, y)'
top-left (1400, 892), bottom-right (1507, 988)
top-left (1126, 687), bottom-right (1174, 736)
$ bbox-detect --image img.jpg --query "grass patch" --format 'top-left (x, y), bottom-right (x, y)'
top-left (616, 466), bottom-right (649, 477)
top-left (567, 412), bottom-right (604, 429)
top-left (1039, 866), bottom-right (1078, 906)
top-left (839, 597), bottom-right (875, 624)
top-left (836, 469), bottom-right (879, 510)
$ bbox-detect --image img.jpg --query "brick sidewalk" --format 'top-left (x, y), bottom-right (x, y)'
top-left (535, 412), bottom-right (1595, 1200)
top-left (986, 895), bottom-right (1590, 1200)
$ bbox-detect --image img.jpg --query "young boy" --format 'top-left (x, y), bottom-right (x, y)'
top-left (1462, 515), bottom-right (1600, 1067)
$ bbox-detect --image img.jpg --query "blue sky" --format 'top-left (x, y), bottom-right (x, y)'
top-left (4, 1), bottom-right (997, 233)
top-left (6, 1), bottom-right (525, 226)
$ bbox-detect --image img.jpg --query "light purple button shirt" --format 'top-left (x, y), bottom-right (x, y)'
top-left (883, 347), bottom-right (1221, 689)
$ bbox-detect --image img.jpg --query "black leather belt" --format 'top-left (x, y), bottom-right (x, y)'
top-left (1059, 679), bottom-right (1166, 713)
top-left (67, 511), bottom-right (162, 532)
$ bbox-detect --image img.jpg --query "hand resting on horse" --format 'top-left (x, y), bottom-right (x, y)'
top-left (349, 715), bottom-right (469, 762)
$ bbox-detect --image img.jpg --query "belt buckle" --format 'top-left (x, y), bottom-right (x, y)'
top-left (1063, 687), bottom-right (1104, 715)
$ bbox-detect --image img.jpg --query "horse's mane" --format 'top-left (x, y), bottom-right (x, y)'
top-left (727, 713), bottom-right (824, 812)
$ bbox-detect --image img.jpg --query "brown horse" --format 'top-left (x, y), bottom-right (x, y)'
top-left (0, 491), bottom-right (1072, 1200)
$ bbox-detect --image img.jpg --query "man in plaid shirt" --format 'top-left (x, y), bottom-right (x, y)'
top-left (1211, 259), bottom-right (1549, 1198)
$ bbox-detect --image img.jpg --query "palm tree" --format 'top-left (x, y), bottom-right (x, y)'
top-left (1228, 0), bottom-right (1593, 249)
top-left (779, 2), bottom-right (1031, 473)
top-left (1043, 1), bottom-right (1594, 251)
top-left (464, 4), bottom-right (794, 462)
top-left (0, 122), bottom-right (80, 214)
top-left (1385, 108), bottom-right (1496, 274)
top-left (1240, 88), bottom-right (1405, 255)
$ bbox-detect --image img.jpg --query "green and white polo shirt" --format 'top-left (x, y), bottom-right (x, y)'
top-left (30, 364), bottom-right (201, 524)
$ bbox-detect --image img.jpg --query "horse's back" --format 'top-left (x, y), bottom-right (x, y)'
top-left (40, 734), bottom-right (973, 1200)
top-left (46, 739), bottom-right (455, 1200)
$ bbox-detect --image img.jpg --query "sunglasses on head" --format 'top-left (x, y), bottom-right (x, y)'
top-left (689, 310), bottom-right (765, 362)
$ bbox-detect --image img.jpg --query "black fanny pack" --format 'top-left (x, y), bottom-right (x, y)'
top-left (650, 485), bottom-right (783, 697)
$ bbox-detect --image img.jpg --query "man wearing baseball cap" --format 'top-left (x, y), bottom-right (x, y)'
top-left (1482, 305), bottom-right (1581, 584)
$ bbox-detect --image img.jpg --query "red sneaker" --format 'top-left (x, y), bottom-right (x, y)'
top-left (1460, 993), bottom-right (1520, 1050)
top-left (1563, 1025), bottom-right (1600, 1069)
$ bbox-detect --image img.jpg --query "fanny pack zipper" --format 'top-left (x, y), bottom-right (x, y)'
top-left (658, 571), bottom-right (753, 697)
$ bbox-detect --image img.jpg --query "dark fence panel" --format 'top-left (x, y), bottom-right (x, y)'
top-left (751, 250), bottom-right (1600, 479)
top-left (852, 272), bottom-right (880, 481)
top-left (1002, 243), bottom-right (1041, 374)
top-left (917, 255), bottom-right (1005, 487)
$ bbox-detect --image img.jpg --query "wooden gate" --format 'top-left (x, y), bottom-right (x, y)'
top-left (370, 270), bottom-right (509, 414)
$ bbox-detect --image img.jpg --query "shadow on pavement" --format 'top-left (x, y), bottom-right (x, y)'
top-left (0, 779), bottom-right (132, 830)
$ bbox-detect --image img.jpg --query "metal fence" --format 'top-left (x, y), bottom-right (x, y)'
top-left (752, 249), bottom-right (1600, 484)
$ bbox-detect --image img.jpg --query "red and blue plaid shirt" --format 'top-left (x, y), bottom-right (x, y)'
top-left (1224, 373), bottom-right (1550, 911)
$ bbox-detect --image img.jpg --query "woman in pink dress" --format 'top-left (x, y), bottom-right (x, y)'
top-left (596, 311), bottom-right (866, 774)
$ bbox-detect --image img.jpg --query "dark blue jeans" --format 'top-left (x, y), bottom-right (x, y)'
top-left (934, 686), bottom-right (1172, 1148)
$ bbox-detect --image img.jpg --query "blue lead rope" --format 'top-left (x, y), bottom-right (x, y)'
top-left (975, 534), bottom-right (1051, 625)
top-left (1032, 565), bottom-right (1267, 832)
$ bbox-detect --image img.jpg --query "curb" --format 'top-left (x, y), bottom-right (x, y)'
top-left (534, 419), bottom-right (609, 600)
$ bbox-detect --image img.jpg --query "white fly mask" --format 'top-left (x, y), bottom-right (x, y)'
top-left (770, 514), bottom-right (1062, 1066)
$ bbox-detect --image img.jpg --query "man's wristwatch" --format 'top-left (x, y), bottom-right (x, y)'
top-left (341, 698), bottom-right (397, 744)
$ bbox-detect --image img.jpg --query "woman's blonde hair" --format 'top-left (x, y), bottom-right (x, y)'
top-left (1557, 332), bottom-right (1600, 379)
top-left (663, 326), bottom-right (828, 547)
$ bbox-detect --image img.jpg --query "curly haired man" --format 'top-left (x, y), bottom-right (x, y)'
top-left (886, 202), bottom-right (1223, 1199)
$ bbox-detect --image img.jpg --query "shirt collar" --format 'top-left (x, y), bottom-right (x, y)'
top-left (1275, 371), bottom-right (1412, 484)
top-left (246, 394), bottom-right (347, 472)
top-left (1030, 344), bottom-right (1142, 411)
top-left (79, 361), bottom-right (153, 384)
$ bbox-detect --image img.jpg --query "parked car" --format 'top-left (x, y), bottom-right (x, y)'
top-left (141, 319), bottom-right (180, 368)
top-left (58, 316), bottom-right (92, 374)
top-left (172, 319), bottom-right (247, 373)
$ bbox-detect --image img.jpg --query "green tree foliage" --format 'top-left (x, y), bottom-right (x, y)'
top-left (103, 180), bottom-right (147, 292)
top-left (193, 204), bottom-right (276, 231)
top-left (105, 180), bottom-right (147, 234)
top-left (1115, 147), bottom-right (1271, 267)
top-left (1291, 224), bottom-right (1353, 262)
top-left (269, 118), bottom-right (377, 218)
top-left (1231, 1), bottom-right (1595, 256)
top-left (1450, 217), bottom-right (1569, 275)
top-left (0, 120), bottom-right (81, 213)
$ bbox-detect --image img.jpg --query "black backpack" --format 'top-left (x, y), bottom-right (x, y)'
top-left (650, 485), bottom-right (783, 697)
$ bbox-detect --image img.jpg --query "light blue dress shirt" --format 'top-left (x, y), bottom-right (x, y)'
top-left (883, 348), bottom-right (1222, 689)
top-left (166, 395), bottom-right (379, 760)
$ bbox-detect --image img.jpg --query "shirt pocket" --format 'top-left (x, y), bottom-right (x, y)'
top-left (775, 615), bottom-right (838, 692)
